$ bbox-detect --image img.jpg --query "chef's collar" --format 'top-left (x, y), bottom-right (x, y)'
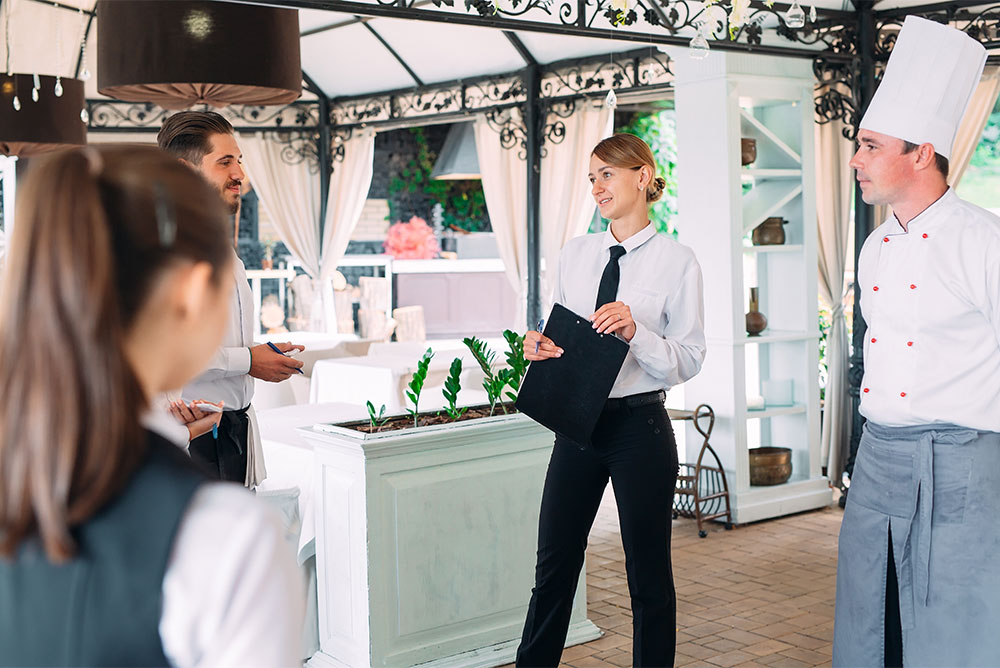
top-left (888, 188), bottom-right (954, 235)
top-left (602, 222), bottom-right (656, 254)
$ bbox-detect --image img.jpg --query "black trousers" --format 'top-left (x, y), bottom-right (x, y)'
top-left (885, 526), bottom-right (903, 667)
top-left (188, 408), bottom-right (249, 484)
top-left (515, 402), bottom-right (679, 668)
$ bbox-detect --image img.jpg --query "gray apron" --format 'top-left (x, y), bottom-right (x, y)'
top-left (834, 422), bottom-right (1000, 667)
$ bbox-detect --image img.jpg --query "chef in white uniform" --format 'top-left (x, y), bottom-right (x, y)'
top-left (833, 16), bottom-right (1000, 667)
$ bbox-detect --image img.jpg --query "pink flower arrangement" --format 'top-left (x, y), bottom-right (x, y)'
top-left (383, 216), bottom-right (440, 260)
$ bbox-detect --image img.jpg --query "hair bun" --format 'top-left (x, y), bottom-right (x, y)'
top-left (647, 176), bottom-right (667, 203)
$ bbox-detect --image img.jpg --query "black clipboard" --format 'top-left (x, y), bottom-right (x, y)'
top-left (515, 303), bottom-right (629, 445)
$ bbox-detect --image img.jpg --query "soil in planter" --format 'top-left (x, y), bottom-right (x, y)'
top-left (348, 403), bottom-right (519, 434)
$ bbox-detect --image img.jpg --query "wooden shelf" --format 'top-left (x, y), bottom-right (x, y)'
top-left (741, 168), bottom-right (802, 180)
top-left (741, 329), bottom-right (818, 344)
top-left (742, 244), bottom-right (804, 254)
top-left (741, 180), bottom-right (803, 235)
top-left (747, 404), bottom-right (807, 419)
top-left (740, 110), bottom-right (802, 164)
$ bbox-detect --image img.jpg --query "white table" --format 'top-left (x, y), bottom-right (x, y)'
top-left (256, 402), bottom-right (367, 562)
top-left (256, 402), bottom-right (368, 662)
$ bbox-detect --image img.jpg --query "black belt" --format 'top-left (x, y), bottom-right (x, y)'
top-left (603, 390), bottom-right (666, 412)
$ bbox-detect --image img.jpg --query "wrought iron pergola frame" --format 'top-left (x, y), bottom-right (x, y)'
top-left (36, 0), bottom-right (1000, 478)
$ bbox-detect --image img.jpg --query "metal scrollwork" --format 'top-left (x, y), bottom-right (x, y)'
top-left (271, 131), bottom-right (321, 173)
top-left (541, 50), bottom-right (673, 98)
top-left (540, 99), bottom-right (575, 157)
top-left (813, 57), bottom-right (861, 140)
top-left (331, 126), bottom-right (354, 163)
top-left (86, 100), bottom-right (319, 132)
top-left (484, 107), bottom-right (528, 158)
top-left (87, 101), bottom-right (170, 130)
top-left (225, 102), bottom-right (319, 128)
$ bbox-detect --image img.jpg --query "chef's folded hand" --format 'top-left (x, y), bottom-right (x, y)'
top-left (524, 330), bottom-right (563, 362)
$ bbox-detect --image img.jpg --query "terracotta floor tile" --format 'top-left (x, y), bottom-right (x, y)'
top-left (542, 487), bottom-right (844, 668)
top-left (706, 650), bottom-right (758, 667)
top-left (715, 628), bottom-right (768, 646)
top-left (702, 637), bottom-right (745, 653)
top-left (777, 646), bottom-right (830, 664)
top-left (742, 639), bottom-right (796, 657)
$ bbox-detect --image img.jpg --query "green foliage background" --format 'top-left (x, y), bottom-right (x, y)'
top-left (956, 96), bottom-right (1000, 209)
top-left (387, 127), bottom-right (489, 232)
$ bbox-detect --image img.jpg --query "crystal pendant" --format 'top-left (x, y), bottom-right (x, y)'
top-left (32, 73), bottom-right (40, 89)
top-left (808, 4), bottom-right (817, 22)
top-left (54, 77), bottom-right (63, 97)
top-left (605, 88), bottom-right (617, 109)
top-left (12, 95), bottom-right (20, 111)
top-left (784, 0), bottom-right (806, 28)
top-left (80, 107), bottom-right (89, 123)
top-left (31, 87), bottom-right (38, 102)
top-left (689, 32), bottom-right (710, 59)
top-left (81, 67), bottom-right (91, 81)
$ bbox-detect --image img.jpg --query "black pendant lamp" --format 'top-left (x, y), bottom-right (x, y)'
top-left (0, 74), bottom-right (86, 157)
top-left (97, 0), bottom-right (302, 110)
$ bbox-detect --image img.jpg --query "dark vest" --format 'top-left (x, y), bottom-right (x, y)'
top-left (0, 431), bottom-right (206, 667)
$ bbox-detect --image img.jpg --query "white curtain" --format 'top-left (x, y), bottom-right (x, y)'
top-left (474, 110), bottom-right (528, 331)
top-left (949, 65), bottom-right (1000, 188)
top-left (316, 131), bottom-right (376, 330)
top-left (241, 131), bottom-right (376, 332)
top-left (815, 118), bottom-right (854, 488)
top-left (539, 102), bottom-right (614, 312)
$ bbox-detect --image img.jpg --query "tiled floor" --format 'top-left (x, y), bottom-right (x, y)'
top-left (505, 487), bottom-right (842, 668)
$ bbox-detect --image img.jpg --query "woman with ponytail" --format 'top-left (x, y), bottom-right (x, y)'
top-left (0, 146), bottom-right (303, 666)
top-left (518, 133), bottom-right (706, 667)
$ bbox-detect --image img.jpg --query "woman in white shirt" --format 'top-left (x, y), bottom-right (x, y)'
top-left (0, 146), bottom-right (302, 667)
top-left (517, 133), bottom-right (706, 667)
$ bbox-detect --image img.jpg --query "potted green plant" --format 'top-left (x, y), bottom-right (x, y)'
top-left (301, 331), bottom-right (600, 668)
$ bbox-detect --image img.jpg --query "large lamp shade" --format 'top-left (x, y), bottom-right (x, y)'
top-left (431, 122), bottom-right (481, 180)
top-left (97, 0), bottom-right (302, 109)
top-left (0, 74), bottom-right (86, 157)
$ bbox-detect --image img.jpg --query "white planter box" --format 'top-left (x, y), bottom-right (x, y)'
top-left (302, 413), bottom-right (601, 668)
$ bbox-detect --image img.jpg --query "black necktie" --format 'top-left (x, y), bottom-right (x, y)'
top-left (595, 245), bottom-right (627, 310)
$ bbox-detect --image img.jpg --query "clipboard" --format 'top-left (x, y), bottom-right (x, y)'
top-left (515, 302), bottom-right (629, 445)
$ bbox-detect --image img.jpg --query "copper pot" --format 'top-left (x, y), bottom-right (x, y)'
top-left (749, 447), bottom-right (792, 486)
top-left (741, 138), bottom-right (757, 166)
top-left (745, 287), bottom-right (767, 336)
top-left (751, 217), bottom-right (787, 246)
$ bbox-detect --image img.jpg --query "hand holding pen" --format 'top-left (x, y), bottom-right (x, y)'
top-left (249, 341), bottom-right (305, 381)
top-left (524, 318), bottom-right (563, 362)
top-left (169, 399), bottom-right (224, 441)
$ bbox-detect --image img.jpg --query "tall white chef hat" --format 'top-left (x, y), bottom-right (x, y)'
top-left (859, 15), bottom-right (987, 160)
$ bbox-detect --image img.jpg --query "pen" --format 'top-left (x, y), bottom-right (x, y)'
top-left (534, 318), bottom-right (545, 354)
top-left (267, 341), bottom-right (304, 373)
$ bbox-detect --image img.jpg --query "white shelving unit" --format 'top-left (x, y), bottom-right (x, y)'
top-left (670, 50), bottom-right (831, 524)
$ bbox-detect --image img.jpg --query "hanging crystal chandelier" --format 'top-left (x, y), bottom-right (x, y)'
top-left (0, 0), bottom-right (86, 156)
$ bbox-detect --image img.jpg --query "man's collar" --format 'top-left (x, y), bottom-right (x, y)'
top-left (890, 188), bottom-right (954, 234)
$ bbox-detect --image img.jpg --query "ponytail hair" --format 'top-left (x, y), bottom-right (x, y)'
top-left (592, 133), bottom-right (665, 203)
top-left (0, 146), bottom-right (231, 562)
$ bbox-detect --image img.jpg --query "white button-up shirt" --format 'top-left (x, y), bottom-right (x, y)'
top-left (181, 250), bottom-right (254, 410)
top-left (859, 189), bottom-right (1000, 431)
top-left (553, 223), bottom-right (706, 398)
